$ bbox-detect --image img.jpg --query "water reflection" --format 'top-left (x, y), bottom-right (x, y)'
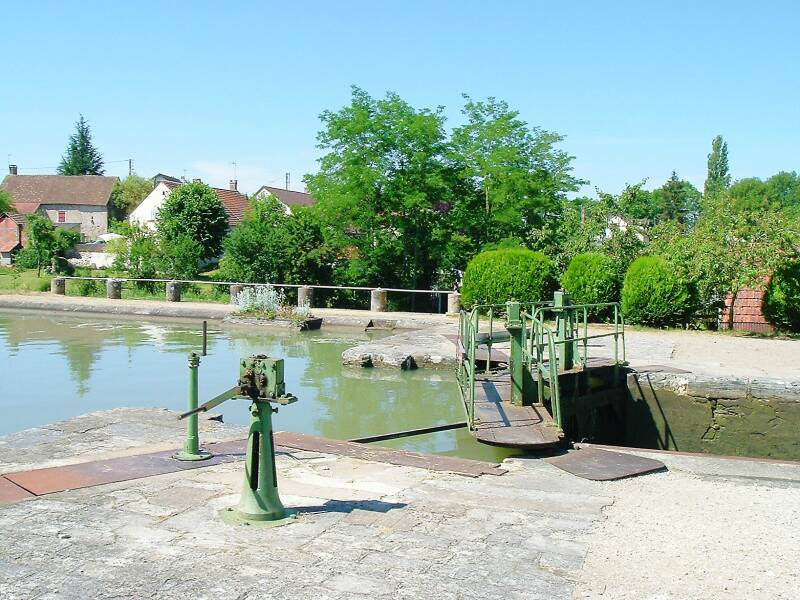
top-left (0, 311), bottom-right (517, 461)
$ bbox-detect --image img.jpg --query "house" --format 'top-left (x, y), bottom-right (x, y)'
top-left (129, 178), bottom-right (249, 231)
top-left (0, 170), bottom-right (117, 241)
top-left (0, 213), bottom-right (26, 265)
top-left (253, 185), bottom-right (316, 214)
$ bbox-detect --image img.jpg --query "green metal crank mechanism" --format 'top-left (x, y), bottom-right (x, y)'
top-left (177, 354), bottom-right (299, 527)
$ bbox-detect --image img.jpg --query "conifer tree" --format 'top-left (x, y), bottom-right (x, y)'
top-left (57, 115), bottom-right (105, 175)
top-left (704, 135), bottom-right (730, 198)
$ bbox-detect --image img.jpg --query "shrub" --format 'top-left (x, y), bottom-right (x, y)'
top-left (622, 256), bottom-right (695, 327)
top-left (764, 261), bottom-right (800, 332)
top-left (233, 285), bottom-right (286, 318)
top-left (561, 253), bottom-right (620, 319)
top-left (461, 249), bottom-right (557, 307)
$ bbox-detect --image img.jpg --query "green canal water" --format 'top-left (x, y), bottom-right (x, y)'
top-left (0, 310), bottom-right (518, 462)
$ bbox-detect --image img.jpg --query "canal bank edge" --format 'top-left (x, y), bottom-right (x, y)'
top-left (0, 294), bottom-right (457, 330)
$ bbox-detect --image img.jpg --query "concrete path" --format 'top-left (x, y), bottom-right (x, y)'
top-left (1, 409), bottom-right (798, 599)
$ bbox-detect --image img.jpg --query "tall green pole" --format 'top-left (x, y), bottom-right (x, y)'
top-left (174, 352), bottom-right (212, 461)
top-left (506, 301), bottom-right (525, 406)
top-left (554, 291), bottom-right (574, 371)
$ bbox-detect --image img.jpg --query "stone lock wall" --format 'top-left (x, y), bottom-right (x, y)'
top-left (720, 288), bottom-right (774, 333)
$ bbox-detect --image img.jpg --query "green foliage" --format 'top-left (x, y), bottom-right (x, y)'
top-left (0, 188), bottom-right (14, 214)
top-left (14, 214), bottom-right (78, 275)
top-left (109, 175), bottom-right (154, 221)
top-left (112, 222), bottom-right (158, 280)
top-left (158, 234), bottom-right (202, 280)
top-left (704, 135), bottom-right (730, 198)
top-left (561, 253), bottom-right (620, 317)
top-left (155, 181), bottom-right (228, 261)
top-left (621, 256), bottom-right (695, 327)
top-left (461, 248), bottom-right (557, 307)
top-left (728, 172), bottom-right (800, 216)
top-left (649, 193), bottom-right (799, 306)
top-left (764, 262), bottom-right (800, 332)
top-left (653, 171), bottom-right (701, 224)
top-left (57, 115), bottom-right (104, 175)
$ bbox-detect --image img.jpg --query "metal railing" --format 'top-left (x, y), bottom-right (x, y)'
top-left (457, 297), bottom-right (626, 431)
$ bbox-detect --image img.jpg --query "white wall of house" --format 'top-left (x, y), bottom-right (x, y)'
top-left (253, 189), bottom-right (293, 215)
top-left (129, 182), bottom-right (171, 231)
top-left (42, 204), bottom-right (108, 241)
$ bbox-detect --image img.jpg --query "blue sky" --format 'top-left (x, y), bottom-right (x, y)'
top-left (1, 1), bottom-right (798, 196)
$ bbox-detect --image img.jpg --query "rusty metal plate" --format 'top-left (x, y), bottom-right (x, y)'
top-left (3, 439), bottom-right (246, 496)
top-left (275, 431), bottom-right (507, 477)
top-left (0, 476), bottom-right (35, 504)
top-left (546, 447), bottom-right (666, 481)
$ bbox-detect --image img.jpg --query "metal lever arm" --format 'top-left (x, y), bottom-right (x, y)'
top-left (179, 386), bottom-right (242, 420)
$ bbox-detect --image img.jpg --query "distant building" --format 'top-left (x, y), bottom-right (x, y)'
top-left (129, 177), bottom-right (249, 231)
top-left (0, 170), bottom-right (117, 241)
top-left (253, 185), bottom-right (316, 215)
top-left (0, 213), bottom-right (26, 265)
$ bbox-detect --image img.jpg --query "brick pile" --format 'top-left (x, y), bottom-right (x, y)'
top-left (720, 288), bottom-right (774, 333)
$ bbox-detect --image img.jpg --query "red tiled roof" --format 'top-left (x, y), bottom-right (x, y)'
top-left (0, 175), bottom-right (117, 209)
top-left (256, 185), bottom-right (316, 207)
top-left (163, 181), bottom-right (249, 227)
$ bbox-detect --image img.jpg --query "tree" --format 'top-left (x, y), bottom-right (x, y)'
top-left (450, 95), bottom-right (581, 248)
top-left (0, 188), bottom-right (14, 214)
top-left (653, 171), bottom-right (701, 224)
top-left (109, 175), bottom-right (154, 221)
top-left (155, 181), bottom-right (228, 261)
top-left (305, 87), bottom-right (455, 291)
top-left (219, 196), bottom-right (290, 283)
top-left (57, 115), bottom-right (105, 175)
top-left (111, 222), bottom-right (159, 280)
top-left (157, 234), bottom-right (203, 280)
top-left (14, 214), bottom-right (79, 276)
top-left (704, 135), bottom-right (730, 198)
top-left (728, 171), bottom-right (800, 215)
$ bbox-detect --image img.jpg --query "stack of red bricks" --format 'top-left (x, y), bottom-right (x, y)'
top-left (720, 288), bottom-right (774, 333)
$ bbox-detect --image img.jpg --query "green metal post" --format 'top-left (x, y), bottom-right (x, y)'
top-left (174, 352), bottom-right (212, 461)
top-left (554, 291), bottom-right (574, 371)
top-left (506, 301), bottom-right (525, 406)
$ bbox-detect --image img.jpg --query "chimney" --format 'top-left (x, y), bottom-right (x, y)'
top-left (229, 179), bottom-right (238, 192)
top-left (8, 164), bottom-right (18, 175)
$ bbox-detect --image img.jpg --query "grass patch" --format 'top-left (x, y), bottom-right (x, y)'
top-left (0, 268), bottom-right (52, 293)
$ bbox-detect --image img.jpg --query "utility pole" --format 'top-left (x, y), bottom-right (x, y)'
top-left (285, 172), bottom-right (290, 190)
top-left (128, 159), bottom-right (133, 177)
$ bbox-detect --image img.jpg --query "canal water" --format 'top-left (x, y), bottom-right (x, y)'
top-left (0, 310), bottom-right (518, 462)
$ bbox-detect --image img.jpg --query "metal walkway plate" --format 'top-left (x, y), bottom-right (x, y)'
top-left (472, 375), bottom-right (564, 449)
top-left (0, 476), bottom-right (35, 504)
top-left (274, 432), bottom-right (507, 477)
top-left (2, 439), bottom-right (246, 497)
top-left (546, 447), bottom-right (666, 481)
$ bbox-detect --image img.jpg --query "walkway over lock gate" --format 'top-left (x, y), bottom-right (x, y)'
top-left (456, 292), bottom-right (627, 449)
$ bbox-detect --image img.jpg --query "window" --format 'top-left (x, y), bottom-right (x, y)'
top-left (57, 211), bottom-right (66, 223)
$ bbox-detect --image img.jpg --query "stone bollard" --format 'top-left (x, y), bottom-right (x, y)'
top-left (107, 279), bottom-right (122, 300)
top-left (298, 286), bottom-right (314, 309)
top-left (447, 292), bottom-right (461, 315)
top-left (230, 284), bottom-right (245, 304)
top-left (370, 288), bottom-right (387, 312)
top-left (51, 277), bottom-right (66, 295)
top-left (166, 281), bottom-right (182, 302)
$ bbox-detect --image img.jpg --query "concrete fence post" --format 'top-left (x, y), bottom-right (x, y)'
top-left (447, 292), bottom-right (461, 315)
top-left (107, 279), bottom-right (122, 300)
top-left (166, 281), bottom-right (182, 302)
top-left (298, 285), bottom-right (314, 308)
top-left (51, 277), bottom-right (66, 295)
top-left (230, 284), bottom-right (245, 304)
top-left (370, 288), bottom-right (387, 312)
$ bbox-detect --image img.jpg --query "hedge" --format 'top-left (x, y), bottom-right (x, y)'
top-left (621, 256), bottom-right (694, 326)
top-left (461, 249), bottom-right (557, 307)
top-left (561, 253), bottom-right (620, 318)
top-left (764, 261), bottom-right (800, 332)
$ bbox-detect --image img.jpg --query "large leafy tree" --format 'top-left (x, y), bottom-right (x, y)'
top-left (109, 175), bottom-right (154, 221)
top-left (305, 87), bottom-right (455, 290)
top-left (704, 135), bottom-right (730, 198)
top-left (0, 188), bottom-right (14, 213)
top-left (653, 171), bottom-right (701, 224)
top-left (57, 115), bottom-right (105, 176)
top-left (450, 95), bottom-right (581, 248)
top-left (14, 214), bottom-right (79, 276)
top-left (728, 171), bottom-right (800, 215)
top-left (155, 181), bottom-right (228, 261)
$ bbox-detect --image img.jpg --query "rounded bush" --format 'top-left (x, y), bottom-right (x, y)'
top-left (621, 256), bottom-right (694, 326)
top-left (461, 249), bottom-right (557, 307)
top-left (561, 253), bottom-right (620, 318)
top-left (764, 262), bottom-right (800, 332)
